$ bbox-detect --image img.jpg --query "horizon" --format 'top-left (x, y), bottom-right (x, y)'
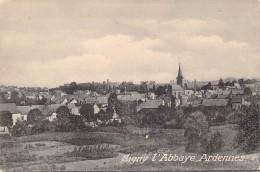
top-left (0, 0), bottom-right (260, 88)
top-left (1, 76), bottom-right (259, 89)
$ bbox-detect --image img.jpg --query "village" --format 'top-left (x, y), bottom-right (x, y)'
top-left (0, 64), bottom-right (259, 171)
top-left (0, 63), bottom-right (259, 130)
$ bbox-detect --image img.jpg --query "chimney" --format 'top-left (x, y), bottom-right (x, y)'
top-left (107, 79), bottom-right (109, 90)
top-left (194, 79), bottom-right (197, 92)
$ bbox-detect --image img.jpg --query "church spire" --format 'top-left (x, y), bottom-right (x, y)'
top-left (178, 63), bottom-right (183, 78)
top-left (176, 63), bottom-right (184, 86)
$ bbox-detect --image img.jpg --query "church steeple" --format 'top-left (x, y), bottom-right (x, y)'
top-left (176, 63), bottom-right (184, 86)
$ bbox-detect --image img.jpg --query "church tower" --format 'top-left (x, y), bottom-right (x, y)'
top-left (176, 63), bottom-right (184, 87)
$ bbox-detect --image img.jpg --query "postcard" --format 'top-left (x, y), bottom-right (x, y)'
top-left (0, 0), bottom-right (259, 171)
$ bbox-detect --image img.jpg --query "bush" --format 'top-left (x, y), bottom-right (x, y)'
top-left (234, 104), bottom-right (260, 153)
top-left (31, 120), bottom-right (50, 135)
top-left (164, 119), bottom-right (178, 129)
top-left (68, 144), bottom-right (118, 160)
top-left (184, 111), bottom-right (209, 153)
top-left (201, 131), bottom-right (224, 154)
top-left (12, 119), bottom-right (31, 136)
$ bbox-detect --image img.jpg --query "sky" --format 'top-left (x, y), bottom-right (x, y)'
top-left (0, 0), bottom-right (260, 87)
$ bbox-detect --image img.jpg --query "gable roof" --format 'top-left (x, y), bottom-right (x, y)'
top-left (136, 99), bottom-right (163, 112)
top-left (17, 104), bottom-right (63, 116)
top-left (244, 84), bottom-right (255, 88)
top-left (202, 99), bottom-right (229, 107)
top-left (172, 84), bottom-right (184, 91)
top-left (231, 96), bottom-right (243, 103)
top-left (214, 89), bottom-right (231, 95)
top-left (0, 103), bottom-right (20, 114)
top-left (84, 96), bottom-right (108, 104)
top-left (67, 103), bottom-right (76, 109)
top-left (231, 89), bottom-right (244, 95)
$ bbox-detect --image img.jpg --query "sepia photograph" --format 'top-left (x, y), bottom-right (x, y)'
top-left (0, 0), bottom-right (259, 171)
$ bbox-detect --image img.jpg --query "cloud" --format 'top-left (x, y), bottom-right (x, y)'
top-left (0, 1), bottom-right (260, 87)
top-left (1, 33), bottom-right (259, 87)
top-left (0, 35), bottom-right (175, 87)
top-left (0, 0), bottom-right (10, 6)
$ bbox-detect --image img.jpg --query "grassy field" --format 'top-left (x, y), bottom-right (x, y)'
top-left (0, 124), bottom-right (259, 171)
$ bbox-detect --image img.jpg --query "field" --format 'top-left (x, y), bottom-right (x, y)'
top-left (0, 124), bottom-right (259, 171)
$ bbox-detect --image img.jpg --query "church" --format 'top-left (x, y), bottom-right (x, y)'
top-left (172, 63), bottom-right (185, 98)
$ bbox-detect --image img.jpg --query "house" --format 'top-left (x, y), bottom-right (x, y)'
top-left (147, 92), bottom-right (156, 100)
top-left (184, 90), bottom-right (194, 97)
top-left (45, 104), bottom-right (63, 121)
top-left (158, 94), bottom-right (172, 107)
top-left (231, 89), bottom-right (244, 96)
top-left (234, 83), bottom-right (241, 89)
top-left (109, 107), bottom-right (121, 124)
top-left (84, 96), bottom-right (108, 107)
top-left (256, 82), bottom-right (260, 96)
top-left (244, 84), bottom-right (255, 88)
top-left (136, 99), bottom-right (163, 113)
top-left (73, 90), bottom-right (84, 95)
top-left (38, 92), bottom-right (49, 100)
top-left (172, 84), bottom-right (185, 98)
top-left (214, 89), bottom-right (231, 96)
top-left (204, 90), bottom-right (215, 98)
top-left (51, 96), bottom-right (67, 104)
top-left (4, 92), bottom-right (11, 100)
top-left (180, 95), bottom-right (189, 106)
top-left (231, 96), bottom-right (244, 110)
top-left (117, 92), bottom-right (145, 102)
top-left (24, 92), bottom-right (36, 99)
top-left (78, 103), bottom-right (100, 115)
top-left (17, 104), bottom-right (63, 122)
top-left (185, 97), bottom-right (203, 107)
top-left (209, 94), bottom-right (230, 99)
top-left (0, 103), bottom-right (22, 125)
top-left (194, 91), bottom-right (204, 98)
top-left (67, 103), bottom-right (80, 115)
top-left (202, 99), bottom-right (229, 107)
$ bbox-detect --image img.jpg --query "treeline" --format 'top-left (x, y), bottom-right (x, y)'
top-left (50, 81), bottom-right (157, 95)
top-left (0, 91), bottom-right (47, 106)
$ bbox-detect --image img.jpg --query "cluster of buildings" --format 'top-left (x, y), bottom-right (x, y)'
top-left (0, 89), bottom-right (111, 127)
top-left (131, 64), bottom-right (259, 113)
top-left (0, 63), bottom-right (260, 130)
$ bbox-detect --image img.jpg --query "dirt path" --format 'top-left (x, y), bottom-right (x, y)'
top-left (57, 152), bottom-right (126, 171)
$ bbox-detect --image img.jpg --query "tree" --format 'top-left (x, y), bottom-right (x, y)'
top-left (108, 92), bottom-right (117, 106)
top-left (184, 111), bottom-right (209, 152)
top-left (156, 86), bottom-right (166, 97)
top-left (56, 106), bottom-right (71, 120)
top-left (0, 111), bottom-right (13, 131)
top-left (201, 131), bottom-right (224, 154)
top-left (67, 82), bottom-right (78, 94)
top-left (234, 104), bottom-right (260, 153)
top-left (238, 78), bottom-right (244, 88)
top-left (0, 92), bottom-right (5, 103)
top-left (39, 96), bottom-right (47, 105)
top-left (79, 104), bottom-right (95, 121)
top-left (69, 114), bottom-right (85, 130)
top-left (218, 78), bottom-right (225, 89)
top-left (27, 108), bottom-right (44, 125)
top-left (140, 82), bottom-right (148, 93)
top-left (202, 82), bottom-right (212, 91)
top-left (232, 80), bottom-right (237, 86)
top-left (12, 120), bottom-right (31, 136)
top-left (170, 95), bottom-right (176, 109)
top-left (10, 91), bottom-right (20, 105)
top-left (207, 82), bottom-right (212, 89)
top-left (106, 105), bottom-right (115, 119)
top-left (97, 109), bottom-right (110, 122)
top-left (244, 87), bottom-right (252, 95)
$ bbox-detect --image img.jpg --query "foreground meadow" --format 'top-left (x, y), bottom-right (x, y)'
top-left (0, 124), bottom-right (259, 171)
